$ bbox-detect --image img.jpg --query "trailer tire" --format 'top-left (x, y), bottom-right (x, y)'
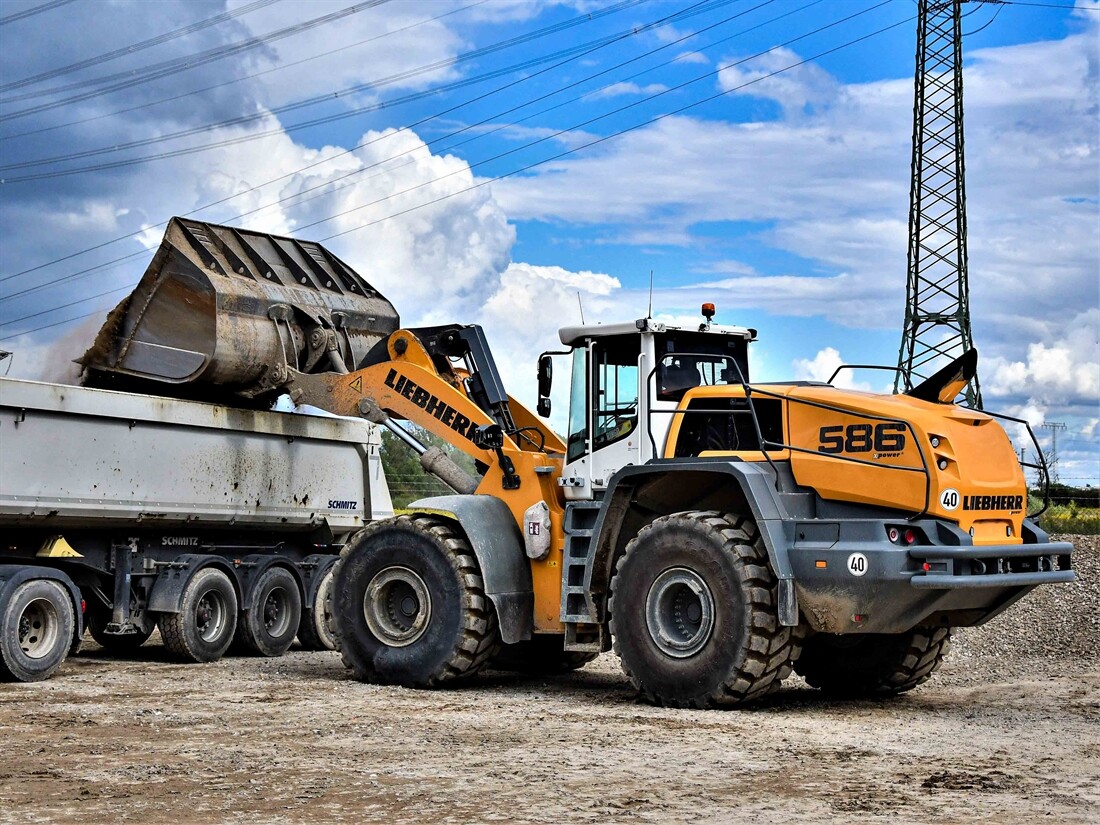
top-left (297, 566), bottom-right (336, 651)
top-left (239, 567), bottom-right (302, 657)
top-left (158, 567), bottom-right (238, 663)
top-left (87, 606), bottom-right (153, 654)
top-left (609, 510), bottom-right (798, 708)
top-left (331, 515), bottom-right (500, 687)
top-left (0, 579), bottom-right (75, 682)
top-left (794, 626), bottom-right (951, 696)
top-left (491, 634), bottom-right (598, 675)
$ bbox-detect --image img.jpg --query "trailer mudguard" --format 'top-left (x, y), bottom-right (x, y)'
top-left (0, 564), bottom-right (84, 651)
top-left (407, 495), bottom-right (534, 644)
top-left (589, 460), bottom-right (799, 626)
top-left (147, 555), bottom-right (241, 614)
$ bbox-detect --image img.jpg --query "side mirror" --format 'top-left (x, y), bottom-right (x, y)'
top-left (537, 354), bottom-right (553, 417)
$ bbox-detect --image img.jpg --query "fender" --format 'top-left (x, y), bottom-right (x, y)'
top-left (0, 564), bottom-right (84, 652)
top-left (588, 460), bottom-right (799, 627)
top-left (147, 554), bottom-right (240, 614)
top-left (299, 554), bottom-right (339, 610)
top-left (407, 494), bottom-right (534, 644)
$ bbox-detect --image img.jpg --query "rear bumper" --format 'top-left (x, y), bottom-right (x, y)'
top-left (786, 522), bottom-right (1075, 634)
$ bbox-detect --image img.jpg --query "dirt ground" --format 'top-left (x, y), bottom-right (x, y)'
top-left (2, 541), bottom-right (1097, 824)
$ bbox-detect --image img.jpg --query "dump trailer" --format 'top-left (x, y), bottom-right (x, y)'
top-left (76, 218), bottom-right (1076, 707)
top-left (0, 377), bottom-right (393, 682)
top-left (0, 218), bottom-right (402, 683)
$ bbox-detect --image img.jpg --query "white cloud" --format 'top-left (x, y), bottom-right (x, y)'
top-left (586, 82), bottom-right (668, 99)
top-left (717, 46), bottom-right (840, 116)
top-left (792, 347), bottom-right (871, 391)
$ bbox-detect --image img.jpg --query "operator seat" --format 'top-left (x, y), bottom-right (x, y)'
top-left (659, 359), bottom-right (700, 400)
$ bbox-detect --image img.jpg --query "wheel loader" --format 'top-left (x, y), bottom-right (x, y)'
top-left (82, 218), bottom-right (1075, 706)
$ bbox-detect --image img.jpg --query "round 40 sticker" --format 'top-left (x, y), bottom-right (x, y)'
top-left (847, 552), bottom-right (869, 577)
top-left (940, 488), bottom-right (960, 511)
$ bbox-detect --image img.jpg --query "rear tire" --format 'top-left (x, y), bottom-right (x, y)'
top-left (794, 626), bottom-right (951, 696)
top-left (491, 634), bottom-right (598, 675)
top-left (0, 579), bottom-right (74, 683)
top-left (238, 567), bottom-right (301, 657)
top-left (296, 565), bottom-right (336, 651)
top-left (609, 510), bottom-right (799, 708)
top-left (331, 515), bottom-right (500, 687)
top-left (158, 567), bottom-right (238, 663)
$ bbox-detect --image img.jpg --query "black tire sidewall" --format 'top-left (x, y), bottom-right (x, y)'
top-left (333, 524), bottom-right (466, 685)
top-left (179, 568), bottom-right (238, 662)
top-left (0, 579), bottom-right (74, 682)
top-left (243, 567), bottom-right (302, 657)
top-left (612, 521), bottom-right (754, 703)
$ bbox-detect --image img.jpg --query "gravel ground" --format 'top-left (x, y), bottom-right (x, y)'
top-left (0, 535), bottom-right (1096, 824)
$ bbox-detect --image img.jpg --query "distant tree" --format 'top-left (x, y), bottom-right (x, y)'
top-left (380, 423), bottom-right (478, 509)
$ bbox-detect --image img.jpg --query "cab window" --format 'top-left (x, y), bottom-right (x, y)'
top-left (592, 335), bottom-right (639, 452)
top-left (566, 347), bottom-right (588, 464)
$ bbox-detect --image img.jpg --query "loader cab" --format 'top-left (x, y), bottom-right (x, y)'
top-left (550, 313), bottom-right (754, 500)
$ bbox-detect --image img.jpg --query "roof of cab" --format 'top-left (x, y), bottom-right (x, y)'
top-left (558, 318), bottom-right (754, 347)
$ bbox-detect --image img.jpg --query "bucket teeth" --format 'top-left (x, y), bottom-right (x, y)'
top-left (80, 218), bottom-right (399, 400)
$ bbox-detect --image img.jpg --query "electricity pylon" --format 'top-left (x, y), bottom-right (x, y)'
top-left (895, 0), bottom-right (983, 408)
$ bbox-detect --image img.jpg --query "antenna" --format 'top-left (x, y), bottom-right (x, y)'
top-left (647, 270), bottom-right (654, 318)
top-left (576, 291), bottom-right (585, 324)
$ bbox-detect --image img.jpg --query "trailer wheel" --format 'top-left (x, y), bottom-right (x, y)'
top-left (0, 579), bottom-right (75, 682)
top-left (87, 606), bottom-right (153, 654)
top-left (491, 634), bottom-right (598, 675)
top-left (331, 515), bottom-right (500, 687)
top-left (239, 567), bottom-right (302, 657)
top-left (158, 567), bottom-right (238, 663)
top-left (609, 510), bottom-right (799, 708)
top-left (794, 626), bottom-right (951, 696)
top-left (297, 565), bottom-right (336, 651)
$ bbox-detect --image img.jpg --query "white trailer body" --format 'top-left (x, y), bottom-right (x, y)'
top-left (0, 377), bottom-right (392, 682)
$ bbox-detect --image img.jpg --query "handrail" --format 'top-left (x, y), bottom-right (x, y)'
top-left (978, 408), bottom-right (1052, 518)
top-left (827, 363), bottom-right (925, 390)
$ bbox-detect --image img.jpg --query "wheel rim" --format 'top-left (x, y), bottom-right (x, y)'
top-left (194, 588), bottom-right (228, 643)
top-left (363, 566), bottom-right (431, 648)
top-left (644, 567), bottom-right (716, 658)
top-left (262, 586), bottom-right (292, 637)
top-left (18, 597), bottom-right (60, 659)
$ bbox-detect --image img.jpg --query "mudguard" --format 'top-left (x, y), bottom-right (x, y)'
top-left (407, 495), bottom-right (534, 644)
top-left (591, 460), bottom-right (800, 626)
top-left (147, 554), bottom-right (240, 613)
top-left (0, 564), bottom-right (84, 652)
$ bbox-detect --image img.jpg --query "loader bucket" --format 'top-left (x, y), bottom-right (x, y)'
top-left (80, 217), bottom-right (399, 398)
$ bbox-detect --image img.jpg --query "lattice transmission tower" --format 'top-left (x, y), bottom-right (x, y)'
top-left (895, 0), bottom-right (982, 408)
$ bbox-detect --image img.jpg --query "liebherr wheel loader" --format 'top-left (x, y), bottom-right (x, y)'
top-left (80, 218), bottom-right (1075, 706)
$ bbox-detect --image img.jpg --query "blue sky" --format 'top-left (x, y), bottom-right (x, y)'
top-left (0, 0), bottom-right (1097, 482)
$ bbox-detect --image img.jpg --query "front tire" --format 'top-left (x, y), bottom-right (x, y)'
top-left (0, 579), bottom-right (75, 682)
top-left (609, 511), bottom-right (799, 708)
top-left (158, 567), bottom-right (238, 663)
top-left (794, 626), bottom-right (951, 696)
top-left (331, 515), bottom-right (500, 687)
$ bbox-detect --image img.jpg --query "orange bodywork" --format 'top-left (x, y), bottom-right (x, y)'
top-left (665, 383), bottom-right (1027, 544)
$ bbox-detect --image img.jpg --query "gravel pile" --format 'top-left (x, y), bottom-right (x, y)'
top-left (944, 534), bottom-right (1099, 683)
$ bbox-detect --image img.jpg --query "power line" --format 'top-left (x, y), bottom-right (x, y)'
top-left (0, 0), bottom-right (751, 285)
top-left (0, 1), bottom-right (394, 119)
top-left (0, 0), bottom-right (492, 143)
top-left (0, 0), bottom-right (77, 27)
top-left (0, 0), bottom-right (831, 308)
top-left (0, 0), bottom-right (665, 174)
top-left (0, 0), bottom-right (280, 93)
top-left (1, 4), bottom-right (911, 340)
